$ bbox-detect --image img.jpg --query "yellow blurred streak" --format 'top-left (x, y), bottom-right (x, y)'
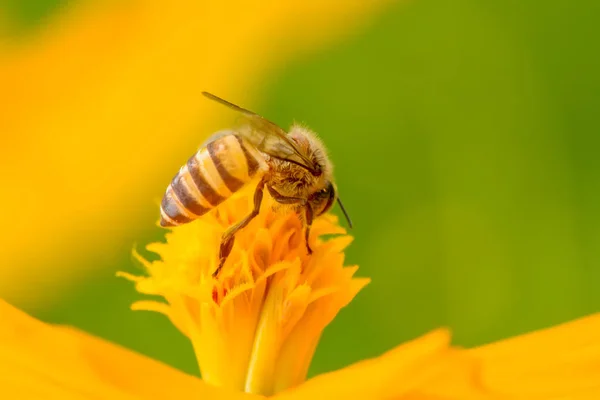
top-left (0, 0), bottom-right (393, 304)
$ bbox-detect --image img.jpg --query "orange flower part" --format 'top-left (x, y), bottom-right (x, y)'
top-left (275, 315), bottom-right (600, 399)
top-left (467, 314), bottom-right (600, 398)
top-left (119, 184), bottom-right (369, 395)
top-left (0, 299), bottom-right (258, 400)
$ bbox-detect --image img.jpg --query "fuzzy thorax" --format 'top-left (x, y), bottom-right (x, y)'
top-left (264, 125), bottom-right (333, 198)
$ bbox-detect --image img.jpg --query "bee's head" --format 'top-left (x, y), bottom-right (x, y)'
top-left (309, 181), bottom-right (352, 228)
top-left (310, 181), bottom-right (336, 217)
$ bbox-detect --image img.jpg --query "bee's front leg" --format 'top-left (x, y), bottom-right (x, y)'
top-left (303, 203), bottom-right (314, 255)
top-left (267, 186), bottom-right (313, 255)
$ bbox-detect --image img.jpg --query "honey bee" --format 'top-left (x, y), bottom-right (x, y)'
top-left (160, 92), bottom-right (352, 277)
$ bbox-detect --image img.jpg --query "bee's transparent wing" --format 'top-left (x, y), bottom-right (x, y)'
top-left (202, 92), bottom-right (316, 172)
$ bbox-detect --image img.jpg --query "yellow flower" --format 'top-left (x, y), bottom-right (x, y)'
top-left (0, 0), bottom-right (393, 304)
top-left (2, 186), bottom-right (600, 399)
top-left (119, 184), bottom-right (368, 395)
top-left (2, 301), bottom-right (600, 399)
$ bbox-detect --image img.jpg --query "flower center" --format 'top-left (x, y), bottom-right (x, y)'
top-left (119, 185), bottom-right (369, 395)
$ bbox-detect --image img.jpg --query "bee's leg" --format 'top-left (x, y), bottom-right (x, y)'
top-left (267, 186), bottom-right (313, 254)
top-left (213, 178), bottom-right (265, 278)
top-left (267, 186), bottom-right (304, 205)
top-left (303, 203), bottom-right (314, 255)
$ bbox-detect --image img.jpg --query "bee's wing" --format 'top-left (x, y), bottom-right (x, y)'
top-left (202, 92), bottom-right (316, 172)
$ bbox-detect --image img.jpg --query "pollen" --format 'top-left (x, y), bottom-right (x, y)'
top-left (119, 183), bottom-right (369, 396)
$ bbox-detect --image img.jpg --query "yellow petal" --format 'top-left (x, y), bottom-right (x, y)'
top-left (0, 299), bottom-right (261, 399)
top-left (272, 329), bottom-right (459, 399)
top-left (275, 314), bottom-right (600, 399)
top-left (469, 313), bottom-right (600, 398)
top-left (0, 0), bottom-right (394, 305)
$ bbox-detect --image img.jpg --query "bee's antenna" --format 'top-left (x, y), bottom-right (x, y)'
top-left (337, 198), bottom-right (353, 229)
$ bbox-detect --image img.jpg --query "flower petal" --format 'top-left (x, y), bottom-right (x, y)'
top-left (0, 299), bottom-right (260, 400)
top-left (469, 313), bottom-right (600, 398)
top-left (275, 314), bottom-right (600, 399)
top-left (272, 329), bottom-right (459, 399)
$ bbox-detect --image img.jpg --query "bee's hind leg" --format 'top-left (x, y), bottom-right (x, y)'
top-left (213, 178), bottom-right (266, 278)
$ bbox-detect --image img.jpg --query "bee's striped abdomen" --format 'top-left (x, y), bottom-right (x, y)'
top-left (160, 133), bottom-right (266, 227)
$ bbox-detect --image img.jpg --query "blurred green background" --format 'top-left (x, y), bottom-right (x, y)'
top-left (4, 0), bottom-right (600, 379)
